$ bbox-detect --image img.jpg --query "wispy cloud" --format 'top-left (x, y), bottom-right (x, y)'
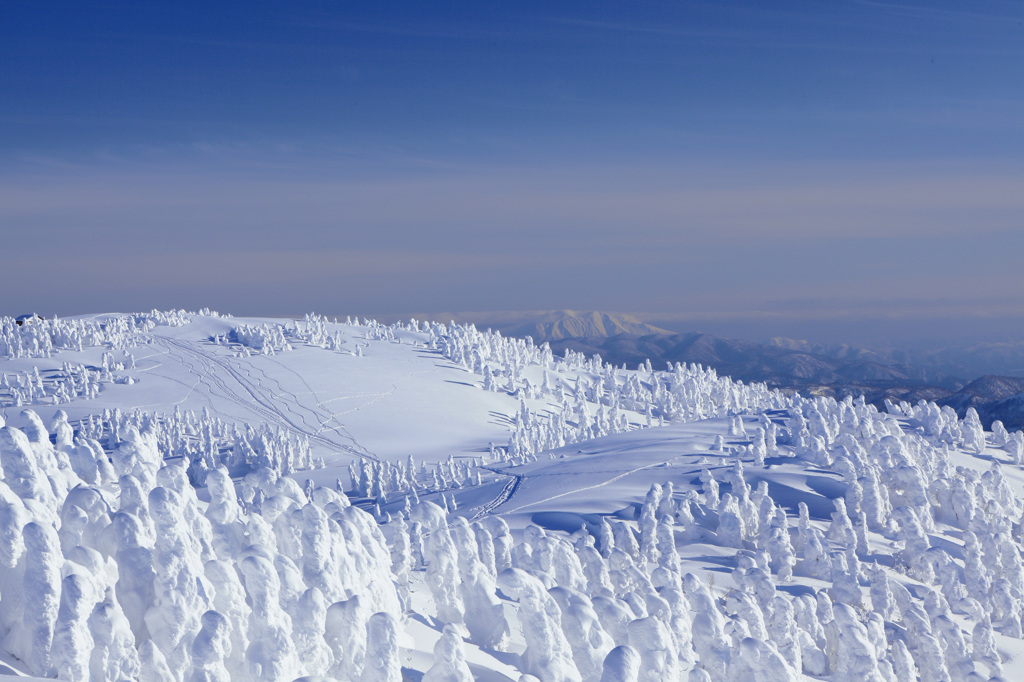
top-left (2, 149), bottom-right (1021, 319)
top-left (848, 0), bottom-right (1024, 25)
top-left (544, 4), bottom-right (1023, 54)
top-left (2, 153), bottom-right (1021, 247)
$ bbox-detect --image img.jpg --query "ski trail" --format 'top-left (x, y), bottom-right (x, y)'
top-left (230, 354), bottom-right (371, 450)
top-left (470, 466), bottom-right (524, 520)
top-left (248, 353), bottom-right (440, 449)
top-left (491, 454), bottom-right (685, 517)
top-left (154, 336), bottom-right (377, 461)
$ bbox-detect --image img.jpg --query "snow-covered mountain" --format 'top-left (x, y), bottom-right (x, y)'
top-left (416, 310), bottom-right (672, 343)
top-left (1, 310), bottom-right (1023, 680)
top-left (536, 325), bottom-right (1024, 430)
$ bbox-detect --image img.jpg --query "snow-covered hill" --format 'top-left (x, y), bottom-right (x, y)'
top-left (1, 310), bottom-right (1022, 680)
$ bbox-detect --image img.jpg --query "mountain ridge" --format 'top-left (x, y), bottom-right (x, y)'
top-left (544, 330), bottom-right (1024, 430)
top-left (471, 311), bottom-right (1024, 430)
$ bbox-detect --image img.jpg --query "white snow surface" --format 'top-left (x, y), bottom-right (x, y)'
top-left (1, 310), bottom-right (1023, 680)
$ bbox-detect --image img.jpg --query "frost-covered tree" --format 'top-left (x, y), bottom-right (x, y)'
top-left (51, 572), bottom-right (97, 682)
top-left (549, 586), bottom-right (614, 679)
top-left (361, 612), bottom-right (401, 682)
top-left (450, 517), bottom-right (509, 649)
top-left (497, 568), bottom-right (582, 682)
top-left (412, 502), bottom-right (465, 627)
top-left (599, 645), bottom-right (641, 682)
top-left (325, 595), bottom-right (369, 680)
top-left (423, 625), bottom-right (473, 682)
top-left (6, 521), bottom-right (62, 676)
top-left (186, 610), bottom-right (232, 682)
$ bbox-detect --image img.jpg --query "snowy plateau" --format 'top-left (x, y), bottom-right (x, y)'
top-left (1, 310), bottom-right (1023, 682)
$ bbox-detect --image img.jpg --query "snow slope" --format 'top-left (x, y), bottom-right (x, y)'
top-left (1, 311), bottom-right (1023, 680)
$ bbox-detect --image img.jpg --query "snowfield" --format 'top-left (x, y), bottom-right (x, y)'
top-left (1, 310), bottom-right (1023, 680)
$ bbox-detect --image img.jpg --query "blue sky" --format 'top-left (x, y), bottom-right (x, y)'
top-left (2, 1), bottom-right (1023, 343)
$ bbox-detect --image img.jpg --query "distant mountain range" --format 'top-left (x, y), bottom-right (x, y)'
top-left (763, 336), bottom-right (1024, 382)
top-left (498, 310), bottom-right (671, 342)
top-left (450, 310), bottom-right (1024, 431)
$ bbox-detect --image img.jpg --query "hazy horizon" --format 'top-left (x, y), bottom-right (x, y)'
top-left (3, 1), bottom-right (1022, 348)
top-left (6, 304), bottom-right (1024, 350)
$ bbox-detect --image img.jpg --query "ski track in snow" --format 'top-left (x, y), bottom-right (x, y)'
top-left (471, 467), bottom-right (524, 520)
top-left (230, 353), bottom-right (378, 458)
top-left (151, 331), bottom-right (697, 525)
top-left (153, 335), bottom-right (376, 461)
top-left (471, 432), bottom-right (718, 520)
top-left (494, 454), bottom-right (687, 517)
top-left (234, 346), bottom-right (444, 457)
